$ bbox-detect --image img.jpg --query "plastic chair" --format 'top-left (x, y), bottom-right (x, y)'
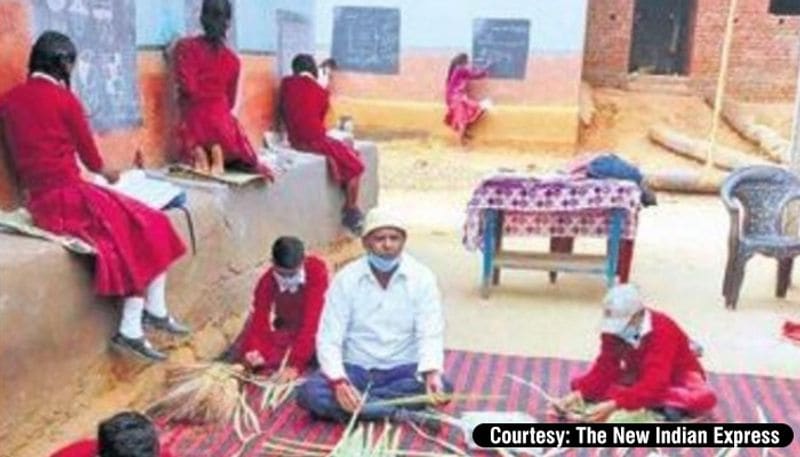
top-left (721, 166), bottom-right (800, 309)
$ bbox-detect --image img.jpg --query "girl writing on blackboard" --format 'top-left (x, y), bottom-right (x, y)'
top-left (444, 53), bottom-right (491, 145)
top-left (173, 0), bottom-right (273, 179)
top-left (277, 54), bottom-right (366, 234)
top-left (0, 31), bottom-right (190, 361)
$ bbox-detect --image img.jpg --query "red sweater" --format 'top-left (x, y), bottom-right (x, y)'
top-left (238, 255), bottom-right (329, 370)
top-left (571, 310), bottom-right (706, 411)
top-left (278, 75), bottom-right (329, 145)
top-left (50, 439), bottom-right (174, 457)
top-left (0, 77), bottom-right (103, 191)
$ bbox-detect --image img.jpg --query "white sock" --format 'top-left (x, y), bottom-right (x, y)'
top-left (144, 273), bottom-right (169, 319)
top-left (119, 297), bottom-right (145, 339)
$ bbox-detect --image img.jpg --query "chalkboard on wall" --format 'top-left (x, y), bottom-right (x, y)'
top-left (472, 18), bottom-right (531, 80)
top-left (32, 0), bottom-right (142, 132)
top-left (277, 10), bottom-right (313, 77)
top-left (331, 6), bottom-right (400, 74)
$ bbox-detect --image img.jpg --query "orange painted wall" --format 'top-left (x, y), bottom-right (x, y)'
top-left (330, 50), bottom-right (582, 106)
top-left (326, 49), bottom-right (583, 146)
top-left (0, 0), bottom-right (277, 208)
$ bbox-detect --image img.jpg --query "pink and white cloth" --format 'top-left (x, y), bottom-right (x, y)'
top-left (463, 174), bottom-right (642, 251)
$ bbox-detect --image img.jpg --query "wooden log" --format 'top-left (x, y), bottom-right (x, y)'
top-left (704, 95), bottom-right (789, 163)
top-left (648, 123), bottom-right (768, 171)
top-left (645, 168), bottom-right (726, 194)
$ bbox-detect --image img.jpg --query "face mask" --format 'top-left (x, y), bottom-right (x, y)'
top-left (617, 322), bottom-right (640, 344)
top-left (367, 253), bottom-right (400, 273)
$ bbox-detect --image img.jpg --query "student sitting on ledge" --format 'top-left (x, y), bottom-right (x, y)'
top-left (277, 54), bottom-right (366, 234)
top-left (172, 0), bottom-right (273, 179)
top-left (0, 31), bottom-right (190, 362)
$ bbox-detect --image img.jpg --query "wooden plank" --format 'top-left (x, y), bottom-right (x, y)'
top-left (494, 251), bottom-right (607, 274)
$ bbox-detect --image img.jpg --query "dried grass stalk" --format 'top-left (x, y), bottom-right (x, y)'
top-left (406, 420), bottom-right (468, 457)
top-left (148, 362), bottom-right (245, 424)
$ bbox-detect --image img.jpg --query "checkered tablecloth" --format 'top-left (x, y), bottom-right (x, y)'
top-left (463, 174), bottom-right (642, 251)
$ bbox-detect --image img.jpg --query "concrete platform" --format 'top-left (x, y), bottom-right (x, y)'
top-left (0, 143), bottom-right (378, 444)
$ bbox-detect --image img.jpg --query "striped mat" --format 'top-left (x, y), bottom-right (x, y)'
top-left (159, 350), bottom-right (800, 456)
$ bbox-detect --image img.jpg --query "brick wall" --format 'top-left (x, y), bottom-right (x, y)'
top-left (582, 0), bottom-right (635, 86)
top-left (583, 0), bottom-right (800, 101)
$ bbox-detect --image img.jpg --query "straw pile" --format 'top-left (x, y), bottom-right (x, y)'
top-left (148, 362), bottom-right (248, 424)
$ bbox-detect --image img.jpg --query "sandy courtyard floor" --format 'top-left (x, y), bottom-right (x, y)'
top-left (377, 140), bottom-right (800, 379)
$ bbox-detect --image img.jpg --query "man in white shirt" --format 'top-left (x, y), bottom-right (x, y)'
top-left (296, 208), bottom-right (451, 423)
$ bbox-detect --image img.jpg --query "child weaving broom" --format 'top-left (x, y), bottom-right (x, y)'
top-left (553, 284), bottom-right (717, 423)
top-left (234, 236), bottom-right (329, 382)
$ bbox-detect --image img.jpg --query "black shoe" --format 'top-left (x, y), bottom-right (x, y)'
top-left (342, 208), bottom-right (364, 235)
top-left (110, 333), bottom-right (167, 362)
top-left (143, 310), bottom-right (191, 336)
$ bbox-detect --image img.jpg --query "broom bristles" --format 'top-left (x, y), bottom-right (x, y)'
top-left (148, 362), bottom-right (245, 424)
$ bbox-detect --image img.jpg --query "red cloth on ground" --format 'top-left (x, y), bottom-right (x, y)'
top-left (0, 78), bottom-right (186, 297)
top-left (784, 320), bottom-right (800, 343)
top-left (444, 65), bottom-right (488, 133)
top-left (278, 75), bottom-right (364, 183)
top-left (571, 310), bottom-right (717, 415)
top-left (50, 439), bottom-right (174, 457)
top-left (237, 255), bottom-right (329, 371)
top-left (173, 36), bottom-right (258, 168)
top-left (50, 440), bottom-right (97, 457)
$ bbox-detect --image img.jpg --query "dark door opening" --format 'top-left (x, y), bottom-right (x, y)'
top-left (629, 0), bottom-right (694, 75)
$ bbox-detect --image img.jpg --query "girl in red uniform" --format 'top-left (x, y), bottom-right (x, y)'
top-left (444, 53), bottom-right (490, 145)
top-left (173, 0), bottom-right (273, 179)
top-left (0, 32), bottom-right (189, 362)
top-left (555, 285), bottom-right (716, 422)
top-left (278, 54), bottom-right (366, 234)
top-left (235, 236), bottom-right (329, 382)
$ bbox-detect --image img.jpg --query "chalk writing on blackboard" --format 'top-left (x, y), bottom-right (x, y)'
top-left (472, 18), bottom-right (531, 80)
top-left (277, 10), bottom-right (313, 77)
top-left (331, 7), bottom-right (400, 74)
top-left (32, 0), bottom-right (142, 132)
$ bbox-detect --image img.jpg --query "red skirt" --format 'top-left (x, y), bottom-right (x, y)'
top-left (28, 182), bottom-right (187, 297)
top-left (292, 136), bottom-right (365, 184)
top-left (178, 103), bottom-right (258, 167)
top-left (444, 95), bottom-right (485, 133)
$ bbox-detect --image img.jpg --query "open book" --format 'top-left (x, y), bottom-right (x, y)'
top-left (94, 169), bottom-right (186, 210)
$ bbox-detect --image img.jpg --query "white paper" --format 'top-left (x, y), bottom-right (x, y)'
top-left (94, 169), bottom-right (184, 210)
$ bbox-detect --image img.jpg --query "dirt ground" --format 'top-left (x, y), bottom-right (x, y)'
top-left (13, 89), bottom-right (800, 457)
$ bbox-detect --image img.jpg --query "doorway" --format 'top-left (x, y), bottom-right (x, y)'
top-left (628, 0), bottom-right (694, 75)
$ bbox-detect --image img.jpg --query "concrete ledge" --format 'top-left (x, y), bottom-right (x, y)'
top-left (331, 96), bottom-right (580, 149)
top-left (0, 143), bottom-right (378, 445)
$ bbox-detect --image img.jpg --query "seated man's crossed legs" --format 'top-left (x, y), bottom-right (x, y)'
top-left (297, 363), bottom-right (453, 423)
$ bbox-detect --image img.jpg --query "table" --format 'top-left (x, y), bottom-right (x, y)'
top-left (463, 174), bottom-right (642, 298)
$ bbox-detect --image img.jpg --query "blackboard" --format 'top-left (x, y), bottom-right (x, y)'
top-left (331, 7), bottom-right (400, 74)
top-left (185, 0), bottom-right (237, 48)
top-left (276, 10), bottom-right (313, 77)
top-left (472, 18), bottom-right (531, 80)
top-left (32, 0), bottom-right (142, 132)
